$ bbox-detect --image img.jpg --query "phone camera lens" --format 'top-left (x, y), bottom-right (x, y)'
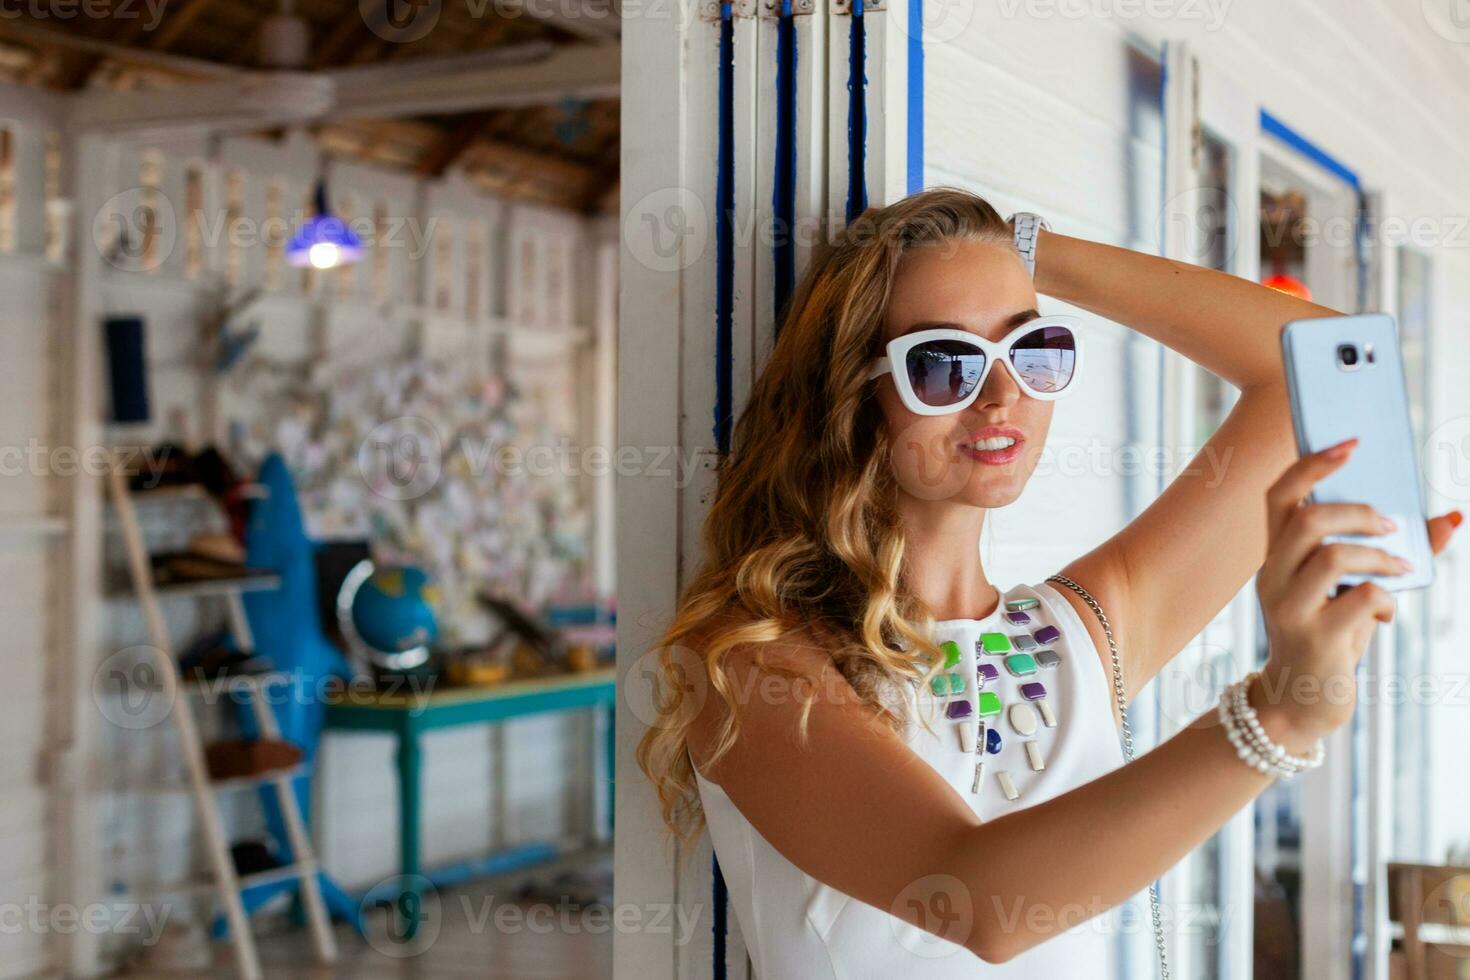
top-left (1337, 344), bottom-right (1360, 368)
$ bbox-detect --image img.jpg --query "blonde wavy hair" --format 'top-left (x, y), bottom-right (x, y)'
top-left (636, 187), bottom-right (1016, 844)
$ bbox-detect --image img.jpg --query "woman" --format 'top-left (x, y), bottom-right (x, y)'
top-left (636, 188), bottom-right (1459, 976)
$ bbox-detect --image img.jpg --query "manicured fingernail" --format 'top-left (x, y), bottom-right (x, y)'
top-left (1451, 511), bottom-right (1464, 529)
top-left (1380, 515), bottom-right (1397, 532)
top-left (1325, 438), bottom-right (1357, 460)
top-left (1396, 557), bottom-right (1414, 573)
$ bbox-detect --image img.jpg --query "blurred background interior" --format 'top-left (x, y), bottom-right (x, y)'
top-left (0, 0), bottom-right (619, 976)
top-left (3, 1), bottom-right (1470, 978)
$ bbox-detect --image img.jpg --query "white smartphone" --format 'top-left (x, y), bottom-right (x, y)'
top-left (1280, 313), bottom-right (1434, 592)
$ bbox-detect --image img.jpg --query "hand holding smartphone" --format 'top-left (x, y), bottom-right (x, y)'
top-left (1280, 313), bottom-right (1434, 592)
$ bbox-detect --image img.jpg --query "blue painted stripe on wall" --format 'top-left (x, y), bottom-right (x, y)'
top-left (905, 0), bottom-right (923, 194)
top-left (713, 851), bottom-right (729, 979)
top-left (713, 2), bottom-right (737, 961)
top-left (773, 0), bottom-right (798, 327)
top-left (846, 0), bottom-right (868, 220)
top-left (714, 3), bottom-right (736, 453)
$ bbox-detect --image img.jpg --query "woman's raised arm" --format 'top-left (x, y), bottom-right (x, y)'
top-left (1035, 232), bottom-right (1335, 391)
top-left (1032, 230), bottom-right (1452, 695)
top-left (687, 443), bottom-right (1401, 963)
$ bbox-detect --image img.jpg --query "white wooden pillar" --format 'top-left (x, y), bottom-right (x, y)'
top-left (57, 132), bottom-right (114, 980)
top-left (615, 0), bottom-right (917, 975)
top-left (1156, 42), bottom-right (1202, 980)
top-left (591, 233), bottom-right (619, 602)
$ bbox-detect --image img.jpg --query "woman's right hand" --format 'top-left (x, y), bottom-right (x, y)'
top-left (1253, 438), bottom-right (1402, 747)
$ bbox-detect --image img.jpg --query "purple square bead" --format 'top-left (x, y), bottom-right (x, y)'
top-left (1005, 611), bottom-right (1031, 625)
top-left (946, 699), bottom-right (973, 719)
top-left (1020, 682), bottom-right (1047, 701)
top-left (1033, 624), bottom-right (1061, 645)
top-left (976, 663), bottom-right (999, 684)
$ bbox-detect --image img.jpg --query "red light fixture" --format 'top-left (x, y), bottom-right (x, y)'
top-left (1262, 272), bottom-right (1312, 302)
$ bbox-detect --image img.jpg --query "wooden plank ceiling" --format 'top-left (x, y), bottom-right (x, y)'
top-left (0, 0), bottom-right (619, 212)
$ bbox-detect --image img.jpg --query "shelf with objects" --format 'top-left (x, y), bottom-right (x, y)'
top-left (103, 453), bottom-right (338, 980)
top-left (320, 537), bottom-right (617, 942)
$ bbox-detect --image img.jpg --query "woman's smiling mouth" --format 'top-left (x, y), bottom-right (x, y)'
top-left (960, 426), bottom-right (1026, 465)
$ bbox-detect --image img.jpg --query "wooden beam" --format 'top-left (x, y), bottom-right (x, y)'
top-left (399, 9), bottom-right (518, 171)
top-left (346, 12), bottom-right (510, 169)
top-left (416, 110), bottom-right (497, 176)
top-left (331, 42), bottom-right (619, 119)
top-left (469, 8), bottom-right (516, 53)
top-left (499, 0), bottom-right (621, 44)
top-left (52, 1), bottom-right (162, 89)
top-left (590, 177), bottom-right (619, 214)
top-left (314, 0), bottom-right (428, 70)
top-left (68, 73), bottom-right (334, 135)
top-left (466, 136), bottom-right (598, 187)
top-left (0, 19), bottom-right (233, 79)
top-left (310, 7), bottom-right (377, 68)
top-left (21, 46), bottom-right (63, 87)
top-left (148, 0), bottom-right (215, 51)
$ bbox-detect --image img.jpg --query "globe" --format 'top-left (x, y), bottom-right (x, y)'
top-left (349, 566), bottom-right (441, 661)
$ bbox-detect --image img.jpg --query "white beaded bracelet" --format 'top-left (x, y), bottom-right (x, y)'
top-left (1217, 672), bottom-right (1324, 778)
top-left (1220, 677), bottom-right (1313, 776)
top-left (1231, 680), bottom-right (1316, 770)
top-left (1220, 673), bottom-right (1324, 776)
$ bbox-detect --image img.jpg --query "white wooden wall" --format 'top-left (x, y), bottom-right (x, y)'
top-left (0, 82), bottom-right (73, 980)
top-left (617, 0), bottom-right (913, 973)
top-left (0, 259), bottom-right (68, 980)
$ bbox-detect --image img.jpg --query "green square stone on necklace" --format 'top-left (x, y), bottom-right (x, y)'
top-left (930, 672), bottom-right (964, 696)
top-left (1005, 653), bottom-right (1038, 676)
top-left (979, 632), bottom-right (1010, 654)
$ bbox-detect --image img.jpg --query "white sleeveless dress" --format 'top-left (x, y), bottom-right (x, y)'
top-left (694, 581), bottom-right (1137, 978)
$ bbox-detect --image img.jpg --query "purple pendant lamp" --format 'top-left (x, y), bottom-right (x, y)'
top-left (286, 179), bottom-right (364, 270)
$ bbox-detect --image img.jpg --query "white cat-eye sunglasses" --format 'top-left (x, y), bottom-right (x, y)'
top-left (867, 315), bottom-right (1085, 416)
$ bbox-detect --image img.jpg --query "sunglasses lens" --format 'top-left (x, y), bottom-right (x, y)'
top-left (905, 340), bottom-right (987, 408)
top-left (1009, 325), bottom-right (1077, 394)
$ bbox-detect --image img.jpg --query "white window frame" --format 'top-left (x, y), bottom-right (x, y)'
top-left (1158, 43), bottom-right (1264, 980)
top-left (1174, 44), bottom-right (1389, 980)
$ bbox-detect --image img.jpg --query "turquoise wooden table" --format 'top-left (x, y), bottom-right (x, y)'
top-left (323, 668), bottom-right (617, 938)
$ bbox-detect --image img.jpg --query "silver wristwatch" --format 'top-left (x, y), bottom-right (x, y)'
top-left (1010, 212), bottom-right (1050, 280)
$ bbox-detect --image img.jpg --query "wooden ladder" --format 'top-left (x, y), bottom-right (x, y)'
top-left (106, 462), bottom-right (337, 979)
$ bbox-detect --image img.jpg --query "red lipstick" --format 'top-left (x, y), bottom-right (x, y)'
top-left (959, 425), bottom-right (1025, 466)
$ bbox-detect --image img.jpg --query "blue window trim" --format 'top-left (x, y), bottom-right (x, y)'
top-left (1258, 105), bottom-right (1371, 980)
top-left (1260, 108), bottom-right (1362, 189)
top-left (1258, 108), bottom-right (1370, 313)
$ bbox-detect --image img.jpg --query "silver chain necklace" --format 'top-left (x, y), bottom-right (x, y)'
top-left (1047, 573), bottom-right (1170, 980)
